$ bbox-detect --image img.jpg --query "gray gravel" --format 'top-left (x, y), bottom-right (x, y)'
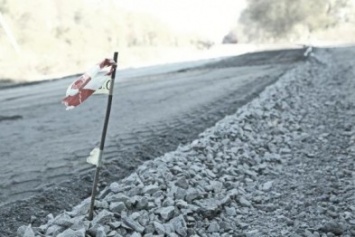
top-left (17, 48), bottom-right (355, 236)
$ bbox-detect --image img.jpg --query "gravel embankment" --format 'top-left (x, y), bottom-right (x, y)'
top-left (17, 48), bottom-right (355, 237)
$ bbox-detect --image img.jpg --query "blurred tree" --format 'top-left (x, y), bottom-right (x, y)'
top-left (240, 0), bottom-right (351, 41)
top-left (0, 0), bottom-right (211, 79)
top-left (222, 30), bottom-right (238, 44)
top-left (0, 0), bottom-right (8, 14)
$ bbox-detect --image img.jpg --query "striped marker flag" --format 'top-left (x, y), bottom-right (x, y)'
top-left (62, 58), bottom-right (116, 110)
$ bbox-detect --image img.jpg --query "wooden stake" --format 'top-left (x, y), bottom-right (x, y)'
top-left (88, 52), bottom-right (118, 220)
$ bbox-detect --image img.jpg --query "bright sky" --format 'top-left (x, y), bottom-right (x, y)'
top-left (114, 0), bottom-right (247, 42)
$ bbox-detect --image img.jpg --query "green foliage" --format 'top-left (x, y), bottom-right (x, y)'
top-left (0, 0), bottom-right (8, 13)
top-left (0, 0), bottom-right (207, 79)
top-left (240, 0), bottom-right (351, 40)
top-left (4, 0), bottom-right (204, 49)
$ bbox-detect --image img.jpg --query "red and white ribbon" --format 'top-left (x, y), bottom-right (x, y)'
top-left (62, 58), bottom-right (116, 110)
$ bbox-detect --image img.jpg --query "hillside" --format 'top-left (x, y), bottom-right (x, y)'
top-left (234, 0), bottom-right (355, 43)
top-left (0, 0), bottom-right (229, 81)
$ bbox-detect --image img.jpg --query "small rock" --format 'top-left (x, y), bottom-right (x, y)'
top-left (110, 182), bottom-right (121, 193)
top-left (327, 210), bottom-right (338, 218)
top-left (175, 200), bottom-right (188, 209)
top-left (17, 226), bottom-right (27, 237)
top-left (168, 233), bottom-right (180, 237)
top-left (319, 221), bottom-right (344, 235)
top-left (280, 229), bottom-right (290, 236)
top-left (156, 206), bottom-right (175, 221)
top-left (92, 210), bottom-right (113, 227)
top-left (205, 169), bottom-right (216, 178)
top-left (57, 229), bottom-right (77, 237)
top-left (110, 202), bottom-right (126, 213)
top-left (143, 185), bottom-right (160, 195)
top-left (138, 211), bottom-right (150, 227)
top-left (350, 227), bottom-right (355, 236)
top-left (313, 231), bottom-right (320, 237)
top-left (52, 212), bottom-right (74, 228)
top-left (96, 226), bottom-right (107, 237)
top-left (46, 225), bottom-right (64, 236)
top-left (207, 221), bottom-right (220, 233)
top-left (144, 224), bottom-right (156, 234)
top-left (122, 216), bottom-right (145, 233)
top-left (19, 225), bottom-right (35, 237)
top-left (70, 217), bottom-right (86, 231)
top-left (262, 181), bottom-right (273, 191)
top-left (127, 186), bottom-right (143, 196)
top-left (131, 212), bottom-right (141, 220)
top-left (98, 187), bottom-right (110, 199)
top-left (142, 234), bottom-right (153, 237)
top-left (219, 221), bottom-right (233, 232)
top-left (225, 206), bottom-right (236, 216)
top-left (163, 223), bottom-right (175, 234)
top-left (236, 220), bottom-right (249, 230)
top-left (162, 197), bottom-right (175, 207)
top-left (136, 197), bottom-right (149, 210)
top-left (245, 230), bottom-right (260, 237)
top-left (170, 215), bottom-right (187, 237)
top-left (74, 228), bottom-right (86, 237)
top-left (175, 177), bottom-right (189, 189)
top-left (196, 199), bottom-right (220, 219)
top-left (244, 169), bottom-right (258, 179)
top-left (125, 198), bottom-right (136, 209)
top-left (147, 201), bottom-right (156, 209)
top-left (185, 188), bottom-right (201, 203)
top-left (130, 232), bottom-right (142, 237)
top-left (95, 200), bottom-right (109, 209)
top-left (116, 228), bottom-right (127, 236)
top-left (30, 216), bottom-right (37, 224)
top-left (109, 221), bottom-right (121, 229)
top-left (106, 193), bottom-right (130, 204)
top-left (153, 221), bottom-right (166, 235)
top-left (343, 211), bottom-right (352, 220)
top-left (239, 196), bottom-right (252, 207)
top-left (304, 229), bottom-right (314, 237)
top-left (46, 213), bottom-right (54, 222)
top-left (107, 230), bottom-right (118, 237)
top-left (252, 196), bottom-right (263, 204)
top-left (68, 199), bottom-right (91, 217)
top-left (175, 187), bottom-right (187, 200)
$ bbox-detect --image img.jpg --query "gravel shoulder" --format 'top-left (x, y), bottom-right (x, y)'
top-left (0, 49), bottom-right (304, 235)
top-left (13, 47), bottom-right (355, 236)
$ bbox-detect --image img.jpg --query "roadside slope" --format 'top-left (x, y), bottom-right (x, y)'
top-left (0, 49), bottom-right (303, 234)
top-left (16, 47), bottom-right (355, 236)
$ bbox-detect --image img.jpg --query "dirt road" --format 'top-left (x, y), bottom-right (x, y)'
top-left (0, 48), bottom-right (303, 234)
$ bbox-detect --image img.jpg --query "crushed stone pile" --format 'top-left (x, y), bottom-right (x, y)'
top-left (17, 49), bottom-right (355, 237)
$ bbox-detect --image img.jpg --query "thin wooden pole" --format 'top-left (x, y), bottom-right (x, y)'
top-left (88, 52), bottom-right (118, 220)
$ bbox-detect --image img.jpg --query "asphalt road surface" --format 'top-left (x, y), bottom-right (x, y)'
top-left (0, 48), bottom-right (304, 234)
